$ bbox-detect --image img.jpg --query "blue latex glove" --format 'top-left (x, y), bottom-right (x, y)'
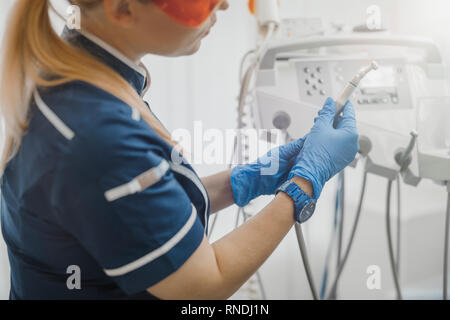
top-left (289, 98), bottom-right (359, 199)
top-left (231, 138), bottom-right (306, 207)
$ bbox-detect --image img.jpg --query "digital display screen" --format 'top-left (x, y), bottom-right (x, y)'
top-left (360, 66), bottom-right (398, 88)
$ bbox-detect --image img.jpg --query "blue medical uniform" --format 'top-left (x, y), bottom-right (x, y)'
top-left (0, 29), bottom-right (210, 299)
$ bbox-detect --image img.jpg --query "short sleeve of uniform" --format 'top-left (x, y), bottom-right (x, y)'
top-left (50, 103), bottom-right (205, 295)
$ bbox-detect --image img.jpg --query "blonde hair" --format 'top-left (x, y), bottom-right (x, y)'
top-left (0, 0), bottom-right (175, 175)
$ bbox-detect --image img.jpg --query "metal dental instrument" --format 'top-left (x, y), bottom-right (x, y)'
top-left (333, 61), bottom-right (379, 128)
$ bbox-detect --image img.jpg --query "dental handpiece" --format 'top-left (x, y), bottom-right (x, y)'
top-left (333, 61), bottom-right (379, 128)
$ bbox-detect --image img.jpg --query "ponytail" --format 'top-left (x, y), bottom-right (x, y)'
top-left (0, 0), bottom-right (175, 175)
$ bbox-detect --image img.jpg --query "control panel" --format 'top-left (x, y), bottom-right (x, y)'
top-left (294, 57), bottom-right (412, 111)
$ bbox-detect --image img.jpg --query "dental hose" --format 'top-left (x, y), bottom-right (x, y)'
top-left (295, 224), bottom-right (319, 300)
top-left (444, 190), bottom-right (450, 300)
top-left (396, 176), bottom-right (402, 275)
top-left (336, 172), bottom-right (345, 288)
top-left (327, 171), bottom-right (368, 299)
top-left (322, 172), bottom-right (345, 300)
top-left (319, 187), bottom-right (341, 299)
top-left (386, 179), bottom-right (403, 300)
top-left (320, 174), bottom-right (344, 299)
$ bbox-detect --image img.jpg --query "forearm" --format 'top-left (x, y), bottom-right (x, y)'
top-left (209, 193), bottom-right (294, 298)
top-left (201, 169), bottom-right (234, 213)
top-left (210, 177), bottom-right (313, 299)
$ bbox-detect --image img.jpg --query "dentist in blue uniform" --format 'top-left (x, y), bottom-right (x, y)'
top-left (0, 0), bottom-right (358, 299)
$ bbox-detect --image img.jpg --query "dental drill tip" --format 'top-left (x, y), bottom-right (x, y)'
top-left (371, 61), bottom-right (379, 70)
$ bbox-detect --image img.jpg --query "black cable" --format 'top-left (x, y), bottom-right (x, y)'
top-left (443, 191), bottom-right (450, 300)
top-left (396, 176), bottom-right (402, 275)
top-left (295, 223), bottom-right (319, 300)
top-left (338, 172), bottom-right (345, 266)
top-left (327, 172), bottom-right (345, 300)
top-left (319, 178), bottom-right (342, 299)
top-left (327, 171), bottom-right (368, 299)
top-left (386, 179), bottom-right (403, 300)
top-left (336, 172), bottom-right (345, 295)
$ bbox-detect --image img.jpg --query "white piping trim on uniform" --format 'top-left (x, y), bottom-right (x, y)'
top-left (33, 90), bottom-right (75, 141)
top-left (169, 163), bottom-right (209, 234)
top-left (104, 159), bottom-right (170, 202)
top-left (104, 204), bottom-right (198, 277)
top-left (77, 29), bottom-right (147, 78)
top-left (131, 107), bottom-right (141, 121)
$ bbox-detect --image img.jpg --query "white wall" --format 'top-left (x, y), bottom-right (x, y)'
top-left (1, 0), bottom-right (450, 300)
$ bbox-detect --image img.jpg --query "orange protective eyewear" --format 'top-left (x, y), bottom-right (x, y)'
top-left (154, 0), bottom-right (223, 27)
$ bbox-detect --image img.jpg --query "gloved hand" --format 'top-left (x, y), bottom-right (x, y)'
top-left (289, 98), bottom-right (359, 199)
top-left (231, 138), bottom-right (306, 207)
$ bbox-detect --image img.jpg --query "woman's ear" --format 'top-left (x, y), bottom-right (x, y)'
top-left (219, 1), bottom-right (230, 10)
top-left (102, 0), bottom-right (137, 27)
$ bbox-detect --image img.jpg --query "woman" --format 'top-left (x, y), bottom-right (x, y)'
top-left (0, 0), bottom-right (358, 299)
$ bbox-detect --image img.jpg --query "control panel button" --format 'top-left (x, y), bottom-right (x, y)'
top-left (357, 99), bottom-right (370, 104)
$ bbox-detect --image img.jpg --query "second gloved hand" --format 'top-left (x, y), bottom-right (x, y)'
top-left (231, 138), bottom-right (306, 207)
top-left (289, 98), bottom-right (359, 199)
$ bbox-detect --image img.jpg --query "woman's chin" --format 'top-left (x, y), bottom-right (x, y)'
top-left (162, 38), bottom-right (202, 57)
top-left (189, 40), bottom-right (202, 54)
top-left (178, 40), bottom-right (202, 56)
